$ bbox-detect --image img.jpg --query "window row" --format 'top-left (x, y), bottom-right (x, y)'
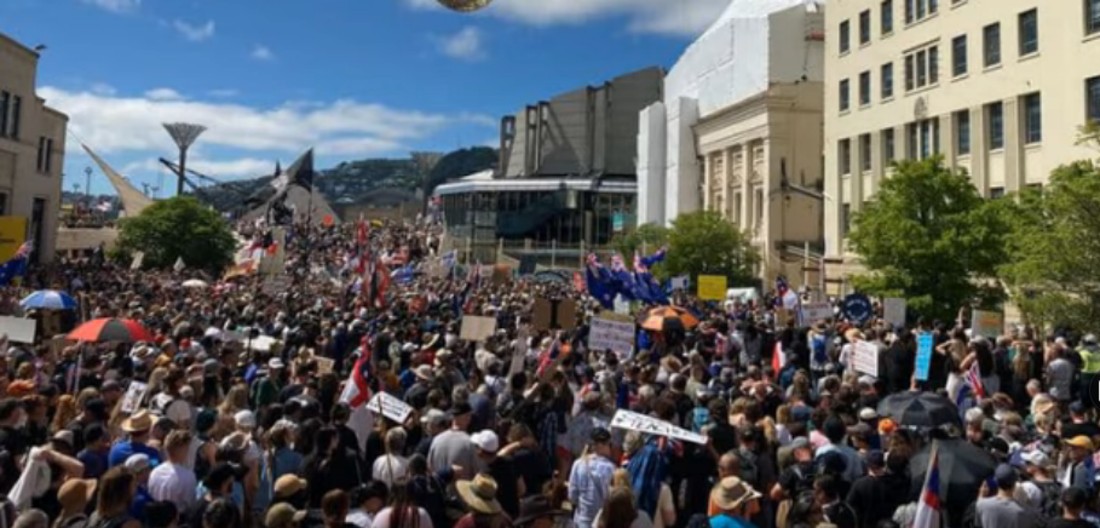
top-left (0, 92), bottom-right (22, 139)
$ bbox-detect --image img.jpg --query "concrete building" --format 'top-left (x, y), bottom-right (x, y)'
top-left (0, 33), bottom-right (68, 262)
top-left (824, 0), bottom-right (1100, 287)
top-left (636, 0), bottom-right (827, 282)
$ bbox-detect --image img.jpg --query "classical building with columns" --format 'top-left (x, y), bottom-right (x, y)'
top-left (636, 0), bottom-right (826, 283)
top-left (824, 0), bottom-right (1100, 289)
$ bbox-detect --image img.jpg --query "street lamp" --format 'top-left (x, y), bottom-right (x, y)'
top-left (84, 166), bottom-right (92, 202)
top-left (163, 122), bottom-right (207, 196)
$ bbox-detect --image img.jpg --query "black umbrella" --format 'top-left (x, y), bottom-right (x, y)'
top-left (910, 439), bottom-right (998, 524)
top-left (877, 391), bottom-right (961, 428)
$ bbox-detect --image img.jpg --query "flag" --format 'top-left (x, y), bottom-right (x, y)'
top-left (440, 250), bottom-right (457, 270)
top-left (913, 444), bottom-right (942, 528)
top-left (340, 341), bottom-right (374, 408)
top-left (173, 257), bottom-right (186, 272)
top-left (771, 341), bottom-right (788, 375)
top-left (356, 218), bottom-right (369, 246)
top-left (391, 264), bottom-right (415, 284)
top-left (536, 337), bottom-right (568, 378)
top-left (964, 361), bottom-right (986, 399)
top-left (0, 242), bottom-right (31, 286)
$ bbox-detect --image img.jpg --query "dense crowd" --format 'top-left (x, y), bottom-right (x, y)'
top-left (0, 216), bottom-right (1095, 528)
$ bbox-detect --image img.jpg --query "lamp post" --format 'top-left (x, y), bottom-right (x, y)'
top-left (84, 166), bottom-right (92, 203)
top-left (163, 123), bottom-right (207, 196)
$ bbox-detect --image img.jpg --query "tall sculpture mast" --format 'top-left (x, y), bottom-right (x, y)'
top-left (163, 123), bottom-right (207, 197)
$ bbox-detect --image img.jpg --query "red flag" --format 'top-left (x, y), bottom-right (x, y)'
top-left (356, 219), bottom-right (369, 247)
top-left (340, 343), bottom-right (373, 408)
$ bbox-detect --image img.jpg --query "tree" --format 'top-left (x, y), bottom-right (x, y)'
top-left (116, 196), bottom-right (236, 273)
top-left (612, 223), bottom-right (669, 258)
top-left (848, 157), bottom-right (1009, 320)
top-left (663, 210), bottom-right (759, 286)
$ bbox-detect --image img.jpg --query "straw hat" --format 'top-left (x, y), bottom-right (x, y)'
top-left (121, 410), bottom-right (154, 433)
top-left (58, 478), bottom-right (97, 511)
top-left (710, 476), bottom-right (762, 512)
top-left (414, 364), bottom-right (435, 381)
top-left (456, 474), bottom-right (503, 515)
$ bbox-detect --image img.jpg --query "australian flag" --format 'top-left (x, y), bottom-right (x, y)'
top-left (585, 254), bottom-right (615, 309)
top-left (0, 242), bottom-right (31, 286)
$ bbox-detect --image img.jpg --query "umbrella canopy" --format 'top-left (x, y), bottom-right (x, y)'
top-left (181, 279), bottom-right (209, 289)
top-left (20, 290), bottom-right (77, 311)
top-left (641, 306), bottom-right (700, 332)
top-left (877, 391), bottom-right (961, 428)
top-left (67, 318), bottom-right (154, 343)
top-left (910, 439), bottom-right (997, 520)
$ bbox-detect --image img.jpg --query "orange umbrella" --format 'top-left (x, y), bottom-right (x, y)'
top-left (640, 305), bottom-right (700, 332)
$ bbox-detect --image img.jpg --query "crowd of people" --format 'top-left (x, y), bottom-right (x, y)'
top-left (0, 215), bottom-right (1096, 528)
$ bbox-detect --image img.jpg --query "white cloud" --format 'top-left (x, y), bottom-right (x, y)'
top-left (81, 0), bottom-right (141, 14)
top-left (408, 0), bottom-right (729, 36)
top-left (90, 82), bottom-right (116, 96)
top-left (173, 19), bottom-right (216, 42)
top-left (437, 26), bottom-right (487, 61)
top-left (207, 89), bottom-right (239, 98)
top-left (251, 45), bottom-right (275, 61)
top-left (144, 88), bottom-right (185, 101)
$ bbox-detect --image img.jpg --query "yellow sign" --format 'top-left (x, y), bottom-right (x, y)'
top-left (0, 217), bottom-right (27, 262)
top-left (697, 275), bottom-right (728, 300)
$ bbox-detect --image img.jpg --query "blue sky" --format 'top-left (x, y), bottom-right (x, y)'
top-left (0, 0), bottom-right (728, 196)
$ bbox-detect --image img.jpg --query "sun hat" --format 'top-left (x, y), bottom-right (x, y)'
top-left (471, 430), bottom-right (500, 454)
top-left (58, 478), bottom-right (97, 511)
top-left (265, 503), bottom-right (307, 528)
top-left (456, 474), bottom-right (503, 515)
top-left (1065, 435), bottom-right (1095, 451)
top-left (121, 410), bottom-right (154, 433)
top-left (274, 474), bottom-right (309, 499)
top-left (710, 476), bottom-right (762, 512)
top-left (414, 364), bottom-right (435, 381)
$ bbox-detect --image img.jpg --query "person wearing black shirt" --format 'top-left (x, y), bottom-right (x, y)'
top-left (0, 398), bottom-right (28, 494)
top-left (1062, 402), bottom-right (1100, 440)
top-left (1049, 486), bottom-right (1095, 528)
top-left (815, 474), bottom-right (857, 528)
top-left (471, 430), bottom-right (521, 519)
top-left (845, 450), bottom-right (909, 528)
top-left (183, 463), bottom-right (238, 528)
top-left (500, 423), bottom-right (551, 499)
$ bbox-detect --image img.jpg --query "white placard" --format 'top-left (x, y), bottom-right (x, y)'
top-left (852, 340), bottom-right (880, 377)
top-left (262, 275), bottom-right (292, 296)
top-left (120, 381), bottom-right (148, 414)
top-left (798, 302), bottom-right (833, 327)
top-left (314, 356), bottom-right (334, 375)
top-left (365, 392), bottom-right (413, 424)
top-left (0, 316), bottom-right (36, 344)
top-left (460, 316), bottom-right (497, 341)
top-left (130, 251), bottom-right (144, 270)
top-left (883, 298), bottom-right (907, 328)
top-left (669, 275), bottom-right (689, 290)
top-left (588, 313), bottom-right (635, 360)
top-left (610, 409), bottom-right (706, 445)
top-left (613, 295), bottom-right (631, 315)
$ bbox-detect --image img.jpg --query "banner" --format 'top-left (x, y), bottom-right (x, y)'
top-left (697, 275), bottom-right (727, 301)
top-left (120, 381), bottom-right (148, 414)
top-left (852, 340), bottom-right (879, 377)
top-left (0, 317), bottom-right (36, 344)
top-left (883, 298), bottom-right (907, 328)
top-left (588, 313), bottom-right (635, 360)
top-left (610, 409), bottom-right (706, 445)
top-left (0, 217), bottom-right (26, 263)
top-left (365, 392), bottom-right (413, 424)
top-left (460, 315), bottom-right (497, 341)
top-left (915, 333), bottom-right (934, 382)
top-left (971, 310), bottom-right (1004, 339)
top-left (798, 302), bottom-right (833, 327)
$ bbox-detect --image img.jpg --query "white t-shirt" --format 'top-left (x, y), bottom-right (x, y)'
top-left (370, 506), bottom-right (433, 528)
top-left (148, 461), bottom-right (197, 510)
top-left (371, 454), bottom-right (410, 488)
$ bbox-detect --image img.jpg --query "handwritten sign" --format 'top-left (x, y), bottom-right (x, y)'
top-left (460, 316), bottom-right (497, 341)
top-left (798, 302), bottom-right (833, 327)
top-left (971, 310), bottom-right (1004, 339)
top-left (365, 392), bottom-right (413, 424)
top-left (915, 333), bottom-right (934, 382)
top-left (130, 251), bottom-right (144, 271)
top-left (314, 356), bottom-right (334, 375)
top-left (588, 313), bottom-right (635, 360)
top-left (883, 298), bottom-right (907, 329)
top-left (697, 275), bottom-right (727, 301)
top-left (842, 293), bottom-right (873, 324)
top-left (852, 340), bottom-right (880, 377)
top-left (0, 317), bottom-right (36, 344)
top-left (120, 381), bottom-right (148, 414)
top-left (610, 409), bottom-right (706, 445)
top-left (262, 275), bottom-right (291, 296)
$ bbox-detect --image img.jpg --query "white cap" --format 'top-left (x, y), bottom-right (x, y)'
top-left (858, 408), bottom-right (878, 421)
top-left (235, 410), bottom-right (257, 429)
top-left (124, 453), bottom-right (151, 473)
top-left (470, 430), bottom-right (499, 454)
top-left (1021, 449), bottom-right (1050, 467)
top-left (268, 358), bottom-right (285, 370)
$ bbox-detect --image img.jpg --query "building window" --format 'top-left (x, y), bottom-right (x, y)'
top-left (955, 110), bottom-right (971, 155)
top-left (952, 35), bottom-right (968, 76)
top-left (860, 10), bottom-right (872, 44)
top-left (841, 203), bottom-right (852, 238)
top-left (881, 63), bottom-right (894, 99)
top-left (883, 128), bottom-right (896, 163)
top-left (1024, 92), bottom-right (1042, 144)
top-left (0, 92), bottom-right (8, 138)
top-left (859, 71), bottom-right (872, 106)
top-left (984, 23), bottom-right (1001, 67)
top-left (988, 101), bottom-right (1004, 150)
top-left (906, 119), bottom-right (940, 159)
top-left (839, 139), bottom-right (852, 175)
top-left (8, 96), bottom-right (20, 139)
top-left (904, 44), bottom-right (938, 91)
top-left (929, 46), bottom-right (939, 84)
top-left (905, 0), bottom-right (938, 24)
top-left (989, 187), bottom-right (1005, 199)
top-left (732, 192), bottom-right (742, 223)
top-left (882, 0), bottom-right (894, 34)
top-left (1089, 0), bottom-right (1100, 35)
top-left (36, 137), bottom-right (53, 173)
top-left (1088, 76), bottom-right (1100, 123)
top-left (840, 79), bottom-right (850, 111)
top-left (840, 20), bottom-right (851, 54)
top-left (860, 134), bottom-right (872, 171)
top-left (1019, 9), bottom-right (1038, 56)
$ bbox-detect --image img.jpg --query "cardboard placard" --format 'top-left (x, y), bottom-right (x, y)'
top-left (971, 310), bottom-right (1004, 339)
top-left (365, 392), bottom-right (413, 423)
top-left (491, 265), bottom-right (512, 285)
top-left (532, 299), bottom-right (577, 331)
top-left (852, 340), bottom-right (879, 377)
top-left (798, 302), bottom-right (833, 327)
top-left (915, 333), bottom-right (934, 382)
top-left (460, 316), bottom-right (497, 341)
top-left (262, 275), bottom-right (292, 296)
top-left (610, 409), bottom-right (706, 445)
top-left (120, 381), bottom-right (148, 414)
top-left (697, 275), bottom-right (727, 301)
top-left (883, 298), bottom-right (907, 329)
top-left (130, 251), bottom-right (144, 271)
top-left (669, 275), bottom-right (689, 291)
top-left (0, 316), bottom-right (37, 344)
top-left (314, 356), bottom-right (335, 375)
top-left (588, 313), bottom-right (635, 360)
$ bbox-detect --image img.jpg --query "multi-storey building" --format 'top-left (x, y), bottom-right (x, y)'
top-left (824, 0), bottom-right (1100, 288)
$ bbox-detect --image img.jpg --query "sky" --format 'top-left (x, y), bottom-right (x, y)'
top-left (0, 0), bottom-right (730, 197)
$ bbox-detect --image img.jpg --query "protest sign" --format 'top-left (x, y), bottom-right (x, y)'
top-left (798, 302), bottom-right (833, 327)
top-left (883, 298), bottom-right (907, 328)
top-left (120, 381), bottom-right (148, 414)
top-left (130, 251), bottom-right (144, 270)
top-left (491, 265), bottom-right (512, 285)
top-left (915, 333), bottom-right (934, 382)
top-left (0, 317), bottom-right (36, 344)
top-left (262, 275), bottom-right (292, 296)
top-left (366, 392), bottom-right (413, 424)
top-left (610, 409), bottom-right (706, 445)
top-left (460, 316), bottom-right (497, 341)
top-left (0, 216), bottom-right (26, 262)
top-left (842, 293), bottom-right (873, 324)
top-left (509, 328), bottom-right (528, 377)
top-left (697, 275), bottom-right (727, 301)
top-left (971, 310), bottom-right (1004, 339)
top-left (314, 357), bottom-right (335, 375)
top-left (532, 299), bottom-right (577, 331)
top-left (588, 313), bottom-right (635, 360)
top-left (670, 275), bottom-right (689, 291)
top-left (852, 340), bottom-right (879, 377)
top-left (613, 295), bottom-right (631, 315)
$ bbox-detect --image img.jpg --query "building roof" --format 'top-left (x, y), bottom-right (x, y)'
top-left (435, 175), bottom-right (635, 196)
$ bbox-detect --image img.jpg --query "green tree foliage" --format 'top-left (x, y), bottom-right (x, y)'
top-left (611, 223), bottom-right (670, 278)
top-left (426, 147), bottom-right (497, 194)
top-left (116, 197), bottom-right (236, 273)
top-left (848, 157), bottom-right (1008, 319)
top-left (664, 211), bottom-right (759, 286)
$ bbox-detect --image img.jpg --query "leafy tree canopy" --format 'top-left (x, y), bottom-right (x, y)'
top-left (116, 196), bottom-right (236, 273)
top-left (664, 211), bottom-right (759, 286)
top-left (848, 157), bottom-right (1008, 319)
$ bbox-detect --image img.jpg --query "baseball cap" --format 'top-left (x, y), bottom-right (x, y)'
top-left (1065, 436), bottom-right (1095, 451)
top-left (268, 358), bottom-right (285, 370)
top-left (234, 410), bottom-right (257, 429)
top-left (1021, 449), bottom-right (1050, 468)
top-left (124, 453), bottom-right (151, 473)
top-left (789, 437), bottom-right (812, 452)
top-left (274, 474), bottom-right (308, 499)
top-left (865, 449), bottom-right (885, 469)
top-left (859, 408), bottom-right (878, 421)
top-left (471, 430), bottom-right (500, 453)
top-left (265, 503), bottom-right (306, 528)
top-left (994, 463), bottom-right (1018, 488)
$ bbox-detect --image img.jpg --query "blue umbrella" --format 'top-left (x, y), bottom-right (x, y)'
top-left (20, 290), bottom-right (78, 311)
